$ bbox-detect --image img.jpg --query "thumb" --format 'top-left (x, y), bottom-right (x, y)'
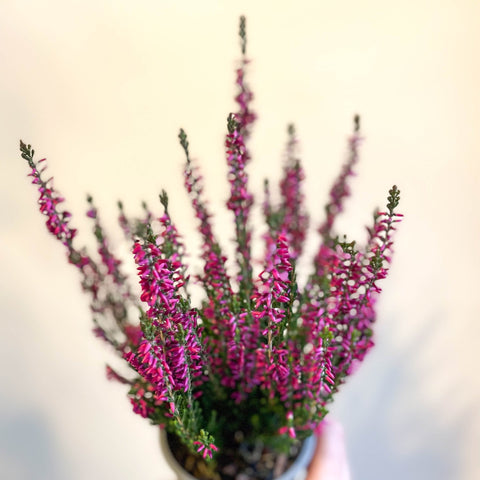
top-left (306, 419), bottom-right (351, 480)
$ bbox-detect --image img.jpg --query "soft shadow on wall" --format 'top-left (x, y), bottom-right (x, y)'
top-left (0, 406), bottom-right (67, 480)
top-left (333, 307), bottom-right (474, 480)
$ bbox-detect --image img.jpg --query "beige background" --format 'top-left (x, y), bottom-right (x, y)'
top-left (1, 1), bottom-right (479, 479)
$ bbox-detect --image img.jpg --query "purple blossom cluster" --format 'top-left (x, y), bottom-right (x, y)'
top-left (21, 16), bottom-right (401, 463)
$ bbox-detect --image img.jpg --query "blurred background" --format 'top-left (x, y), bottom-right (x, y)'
top-left (1, 1), bottom-right (479, 479)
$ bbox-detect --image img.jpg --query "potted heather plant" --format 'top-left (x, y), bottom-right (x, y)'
top-left (20, 16), bottom-right (401, 480)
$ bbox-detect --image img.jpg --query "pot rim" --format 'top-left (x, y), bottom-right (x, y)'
top-left (159, 429), bottom-right (316, 480)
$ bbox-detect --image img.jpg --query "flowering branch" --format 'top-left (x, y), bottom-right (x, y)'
top-left (226, 113), bottom-right (254, 298)
top-left (20, 141), bottom-right (138, 352)
top-left (317, 115), bottom-right (361, 246)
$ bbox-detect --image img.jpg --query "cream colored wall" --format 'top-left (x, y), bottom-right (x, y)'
top-left (1, 1), bottom-right (479, 479)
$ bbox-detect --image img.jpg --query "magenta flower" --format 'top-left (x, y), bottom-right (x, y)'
top-left (194, 441), bottom-right (219, 460)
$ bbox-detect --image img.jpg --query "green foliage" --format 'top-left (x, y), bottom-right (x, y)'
top-left (387, 185), bottom-right (401, 216)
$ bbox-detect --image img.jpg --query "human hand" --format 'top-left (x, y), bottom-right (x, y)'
top-left (306, 419), bottom-right (351, 480)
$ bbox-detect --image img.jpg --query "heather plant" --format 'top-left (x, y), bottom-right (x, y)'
top-left (20, 16), bottom-right (401, 474)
